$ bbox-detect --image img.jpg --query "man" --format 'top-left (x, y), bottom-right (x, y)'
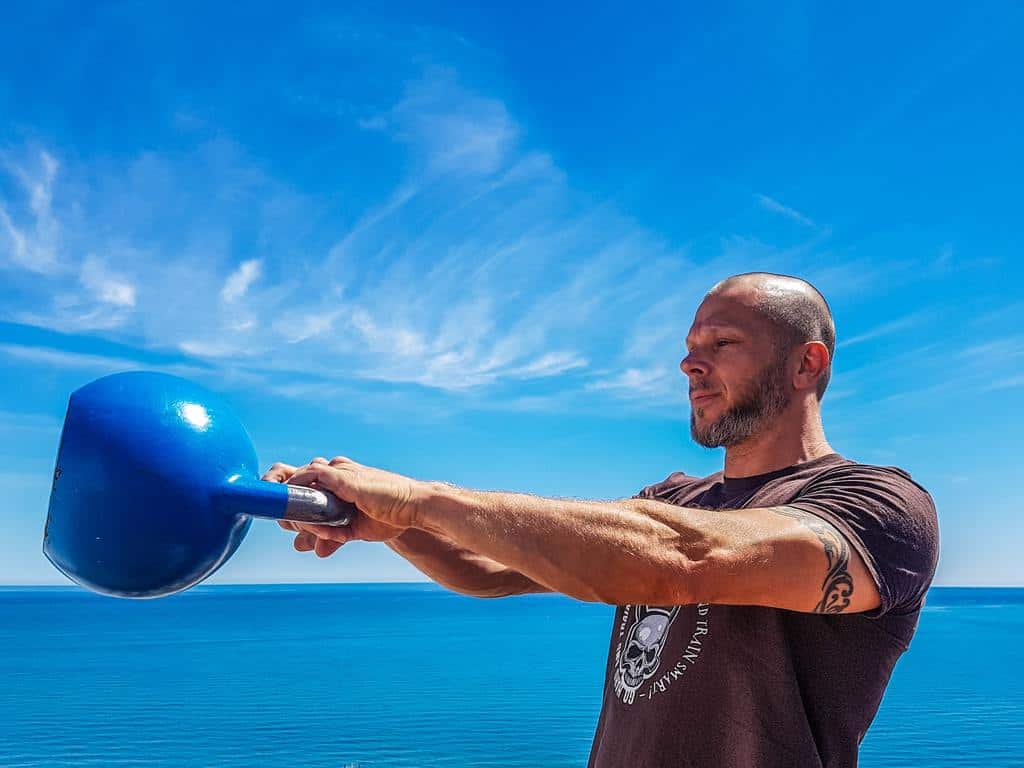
top-left (265, 272), bottom-right (940, 767)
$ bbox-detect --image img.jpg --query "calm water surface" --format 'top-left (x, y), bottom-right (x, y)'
top-left (1, 585), bottom-right (1021, 767)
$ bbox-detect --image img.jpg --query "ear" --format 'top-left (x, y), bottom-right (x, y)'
top-left (794, 341), bottom-right (829, 393)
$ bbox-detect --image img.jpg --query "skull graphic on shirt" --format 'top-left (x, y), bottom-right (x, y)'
top-left (613, 605), bottom-right (681, 704)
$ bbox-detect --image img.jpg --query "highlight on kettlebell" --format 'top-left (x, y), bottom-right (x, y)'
top-left (42, 371), bottom-right (357, 599)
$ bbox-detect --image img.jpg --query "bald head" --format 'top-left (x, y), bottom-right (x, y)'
top-left (706, 272), bottom-right (835, 400)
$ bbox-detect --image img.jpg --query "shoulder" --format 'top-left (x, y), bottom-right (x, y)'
top-left (802, 458), bottom-right (936, 514)
top-left (634, 470), bottom-right (718, 501)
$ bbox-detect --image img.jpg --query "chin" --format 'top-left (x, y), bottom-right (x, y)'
top-left (694, 400), bottom-right (722, 418)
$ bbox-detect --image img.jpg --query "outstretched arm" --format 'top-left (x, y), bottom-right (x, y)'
top-left (416, 484), bottom-right (878, 611)
top-left (285, 457), bottom-right (881, 611)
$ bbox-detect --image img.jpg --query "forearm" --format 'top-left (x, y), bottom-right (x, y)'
top-left (414, 484), bottom-right (713, 605)
top-left (385, 527), bottom-right (550, 598)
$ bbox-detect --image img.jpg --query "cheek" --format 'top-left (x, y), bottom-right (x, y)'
top-left (722, 358), bottom-right (762, 393)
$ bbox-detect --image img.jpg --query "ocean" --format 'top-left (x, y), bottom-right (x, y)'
top-left (1, 585), bottom-right (1021, 767)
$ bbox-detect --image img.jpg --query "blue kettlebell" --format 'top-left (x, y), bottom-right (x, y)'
top-left (42, 371), bottom-right (354, 599)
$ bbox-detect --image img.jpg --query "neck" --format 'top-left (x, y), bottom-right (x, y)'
top-left (722, 403), bottom-right (833, 478)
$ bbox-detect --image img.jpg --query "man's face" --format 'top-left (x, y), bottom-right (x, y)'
top-left (680, 294), bottom-right (793, 448)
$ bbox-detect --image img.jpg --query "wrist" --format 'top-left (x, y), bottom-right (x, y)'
top-left (411, 480), bottom-right (464, 534)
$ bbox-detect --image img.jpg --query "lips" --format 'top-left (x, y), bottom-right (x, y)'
top-left (690, 392), bottom-right (718, 404)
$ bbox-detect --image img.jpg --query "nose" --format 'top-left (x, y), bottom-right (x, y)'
top-left (679, 351), bottom-right (708, 379)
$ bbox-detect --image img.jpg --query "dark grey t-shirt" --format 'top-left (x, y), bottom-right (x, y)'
top-left (587, 453), bottom-right (940, 768)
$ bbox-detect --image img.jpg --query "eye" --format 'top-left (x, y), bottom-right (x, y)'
top-left (715, 339), bottom-right (733, 347)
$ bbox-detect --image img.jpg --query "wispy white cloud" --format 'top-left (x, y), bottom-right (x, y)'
top-left (984, 374), bottom-right (1024, 391)
top-left (0, 149), bottom-right (61, 273)
top-left (364, 66), bottom-right (518, 177)
top-left (0, 344), bottom-right (148, 372)
top-left (11, 251), bottom-right (139, 332)
top-left (756, 193), bottom-right (814, 227)
top-left (958, 335), bottom-right (1024, 362)
top-left (504, 351), bottom-right (588, 380)
top-left (587, 366), bottom-right (676, 398)
top-left (837, 331), bottom-right (1024, 411)
top-left (820, 387), bottom-right (857, 404)
top-left (928, 242), bottom-right (1002, 275)
top-left (0, 344), bottom-right (208, 381)
top-left (177, 339), bottom-right (242, 358)
top-left (832, 338), bottom-right (946, 400)
top-left (274, 309), bottom-right (344, 345)
top-left (969, 301), bottom-right (1024, 329)
top-left (221, 259), bottom-right (262, 302)
top-left (837, 310), bottom-right (931, 349)
top-left (799, 253), bottom-right (915, 299)
top-left (80, 255), bottom-right (136, 307)
top-left (872, 376), bottom-right (964, 406)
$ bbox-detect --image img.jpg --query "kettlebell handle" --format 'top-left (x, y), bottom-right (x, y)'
top-left (214, 477), bottom-right (357, 527)
top-left (282, 484), bottom-right (357, 526)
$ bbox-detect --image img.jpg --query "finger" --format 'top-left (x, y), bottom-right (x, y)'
top-left (277, 520), bottom-right (301, 532)
top-left (262, 462), bottom-right (297, 483)
top-left (291, 520), bottom-right (352, 543)
top-left (288, 465), bottom-right (356, 503)
top-left (312, 457), bottom-right (329, 465)
top-left (330, 456), bottom-right (356, 466)
top-left (293, 532), bottom-right (316, 552)
top-left (314, 538), bottom-right (343, 558)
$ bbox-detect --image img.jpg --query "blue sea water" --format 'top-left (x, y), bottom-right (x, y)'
top-left (1, 585), bottom-right (1021, 767)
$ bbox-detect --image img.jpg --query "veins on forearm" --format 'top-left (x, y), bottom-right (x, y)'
top-left (771, 506), bottom-right (854, 613)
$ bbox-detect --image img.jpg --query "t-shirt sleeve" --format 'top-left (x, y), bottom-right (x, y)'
top-left (785, 464), bottom-right (940, 618)
top-left (631, 472), bottom-right (694, 500)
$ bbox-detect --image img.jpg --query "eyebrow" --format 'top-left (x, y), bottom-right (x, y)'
top-left (684, 323), bottom-right (746, 343)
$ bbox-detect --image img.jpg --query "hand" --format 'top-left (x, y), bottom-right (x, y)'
top-left (287, 456), bottom-right (423, 529)
top-left (262, 458), bottom-right (416, 558)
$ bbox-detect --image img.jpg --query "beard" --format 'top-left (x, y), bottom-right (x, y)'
top-left (690, 355), bottom-right (792, 448)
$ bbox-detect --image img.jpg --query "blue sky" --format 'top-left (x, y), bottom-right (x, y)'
top-left (2, 2), bottom-right (1021, 586)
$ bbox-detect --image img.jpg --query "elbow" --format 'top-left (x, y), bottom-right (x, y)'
top-left (441, 572), bottom-right (543, 599)
top-left (442, 580), bottom-right (514, 599)
top-left (655, 555), bottom-right (703, 606)
top-left (678, 543), bottom-right (739, 606)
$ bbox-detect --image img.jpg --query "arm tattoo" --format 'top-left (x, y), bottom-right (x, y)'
top-left (771, 506), bottom-right (854, 613)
